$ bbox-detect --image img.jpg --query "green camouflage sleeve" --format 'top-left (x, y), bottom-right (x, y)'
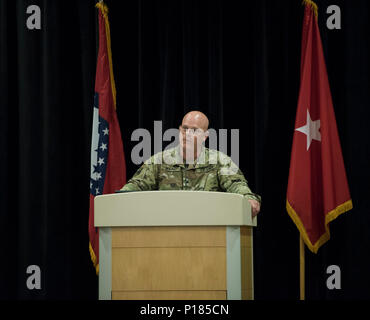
top-left (217, 155), bottom-right (261, 203)
top-left (120, 161), bottom-right (158, 191)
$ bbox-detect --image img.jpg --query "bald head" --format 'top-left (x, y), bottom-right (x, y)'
top-left (179, 111), bottom-right (209, 162)
top-left (181, 111), bottom-right (209, 131)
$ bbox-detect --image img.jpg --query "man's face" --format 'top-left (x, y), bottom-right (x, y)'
top-left (179, 119), bottom-right (207, 162)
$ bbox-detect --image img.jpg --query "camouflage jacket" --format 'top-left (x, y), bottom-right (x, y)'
top-left (121, 146), bottom-right (261, 202)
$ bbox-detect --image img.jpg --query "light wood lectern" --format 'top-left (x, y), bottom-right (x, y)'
top-left (94, 191), bottom-right (257, 300)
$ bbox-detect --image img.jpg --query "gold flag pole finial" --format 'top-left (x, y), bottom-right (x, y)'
top-left (95, 0), bottom-right (108, 17)
top-left (302, 0), bottom-right (318, 18)
top-left (96, 0), bottom-right (108, 17)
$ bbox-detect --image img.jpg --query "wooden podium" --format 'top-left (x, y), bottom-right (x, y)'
top-left (94, 191), bottom-right (257, 300)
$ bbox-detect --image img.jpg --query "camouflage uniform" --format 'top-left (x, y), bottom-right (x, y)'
top-left (121, 146), bottom-right (261, 203)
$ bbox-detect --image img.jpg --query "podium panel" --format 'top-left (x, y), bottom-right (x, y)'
top-left (112, 291), bottom-right (226, 300)
top-left (95, 191), bottom-right (256, 300)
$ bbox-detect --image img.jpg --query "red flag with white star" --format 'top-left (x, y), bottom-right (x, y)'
top-left (286, 1), bottom-right (352, 253)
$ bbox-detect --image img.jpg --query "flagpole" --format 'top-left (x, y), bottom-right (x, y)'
top-left (300, 235), bottom-right (305, 300)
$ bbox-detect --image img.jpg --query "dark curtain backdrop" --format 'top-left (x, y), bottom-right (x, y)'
top-left (0, 0), bottom-right (369, 300)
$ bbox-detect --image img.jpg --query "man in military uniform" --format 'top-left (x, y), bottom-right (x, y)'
top-left (121, 111), bottom-right (261, 216)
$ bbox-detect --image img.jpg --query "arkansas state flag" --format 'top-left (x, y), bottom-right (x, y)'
top-left (286, 0), bottom-right (352, 253)
top-left (89, 2), bottom-right (126, 274)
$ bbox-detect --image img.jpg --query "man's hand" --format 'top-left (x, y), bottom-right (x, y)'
top-left (248, 199), bottom-right (261, 217)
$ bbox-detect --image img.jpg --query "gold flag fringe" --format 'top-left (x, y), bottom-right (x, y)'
top-left (286, 199), bottom-right (353, 253)
top-left (89, 242), bottom-right (99, 275)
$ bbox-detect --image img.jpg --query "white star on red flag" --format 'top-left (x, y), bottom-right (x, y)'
top-left (295, 109), bottom-right (321, 150)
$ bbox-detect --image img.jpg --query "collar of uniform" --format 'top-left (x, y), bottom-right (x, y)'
top-left (170, 145), bottom-right (209, 169)
top-left (187, 146), bottom-right (209, 169)
top-left (175, 146), bottom-right (185, 168)
top-left (193, 147), bottom-right (208, 169)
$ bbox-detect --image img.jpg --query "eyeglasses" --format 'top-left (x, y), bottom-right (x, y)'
top-left (179, 125), bottom-right (205, 136)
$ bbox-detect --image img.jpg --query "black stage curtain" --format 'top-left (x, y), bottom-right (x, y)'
top-left (0, 0), bottom-right (369, 300)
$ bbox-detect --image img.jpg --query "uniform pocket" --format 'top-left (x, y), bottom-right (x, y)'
top-left (190, 166), bottom-right (219, 191)
top-left (158, 168), bottom-right (182, 190)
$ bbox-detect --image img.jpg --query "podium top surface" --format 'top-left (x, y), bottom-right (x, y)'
top-left (94, 191), bottom-right (256, 227)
